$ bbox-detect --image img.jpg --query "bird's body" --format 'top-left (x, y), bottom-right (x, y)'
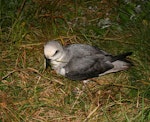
top-left (44, 41), bottom-right (132, 80)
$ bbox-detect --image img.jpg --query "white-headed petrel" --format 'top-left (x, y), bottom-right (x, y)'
top-left (44, 41), bottom-right (132, 81)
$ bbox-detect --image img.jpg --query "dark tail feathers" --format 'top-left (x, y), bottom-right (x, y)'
top-left (112, 52), bottom-right (133, 65)
top-left (114, 52), bottom-right (132, 60)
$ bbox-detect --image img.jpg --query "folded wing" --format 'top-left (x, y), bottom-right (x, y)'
top-left (65, 55), bottom-right (114, 80)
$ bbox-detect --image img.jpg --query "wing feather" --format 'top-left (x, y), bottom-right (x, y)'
top-left (65, 55), bottom-right (113, 80)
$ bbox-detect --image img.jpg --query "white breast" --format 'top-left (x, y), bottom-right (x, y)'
top-left (51, 60), bottom-right (61, 69)
top-left (51, 53), bottom-right (68, 69)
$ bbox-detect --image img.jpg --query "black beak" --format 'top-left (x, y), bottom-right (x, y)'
top-left (44, 56), bottom-right (51, 69)
top-left (46, 58), bottom-right (51, 69)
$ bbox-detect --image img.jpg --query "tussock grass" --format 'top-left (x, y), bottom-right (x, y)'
top-left (1, 0), bottom-right (150, 122)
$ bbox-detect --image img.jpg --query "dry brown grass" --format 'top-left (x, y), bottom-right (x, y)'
top-left (1, 0), bottom-right (150, 121)
top-left (1, 36), bottom-right (149, 122)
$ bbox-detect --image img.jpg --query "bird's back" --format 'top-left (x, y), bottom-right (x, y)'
top-left (65, 44), bottom-right (110, 58)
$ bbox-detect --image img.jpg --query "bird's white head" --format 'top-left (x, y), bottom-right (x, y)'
top-left (44, 41), bottom-right (64, 60)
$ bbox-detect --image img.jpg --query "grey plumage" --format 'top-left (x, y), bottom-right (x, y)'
top-left (44, 41), bottom-right (132, 80)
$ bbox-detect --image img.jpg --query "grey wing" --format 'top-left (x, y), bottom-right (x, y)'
top-left (65, 44), bottom-right (111, 57)
top-left (65, 55), bottom-right (114, 80)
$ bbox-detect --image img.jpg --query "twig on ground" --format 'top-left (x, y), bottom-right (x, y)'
top-left (27, 67), bottom-right (64, 85)
top-left (95, 80), bottom-right (138, 90)
top-left (1, 67), bottom-right (64, 85)
top-left (2, 70), bottom-right (17, 80)
top-left (20, 43), bottom-right (44, 48)
top-left (83, 104), bottom-right (100, 122)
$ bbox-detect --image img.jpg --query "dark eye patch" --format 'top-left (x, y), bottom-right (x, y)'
top-left (53, 50), bottom-right (59, 57)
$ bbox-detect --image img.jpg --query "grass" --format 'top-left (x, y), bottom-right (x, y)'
top-left (0, 0), bottom-right (150, 122)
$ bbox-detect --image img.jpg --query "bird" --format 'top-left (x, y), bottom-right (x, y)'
top-left (44, 40), bottom-right (132, 81)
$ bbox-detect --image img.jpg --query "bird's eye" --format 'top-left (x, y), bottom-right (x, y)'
top-left (53, 50), bottom-right (59, 57)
